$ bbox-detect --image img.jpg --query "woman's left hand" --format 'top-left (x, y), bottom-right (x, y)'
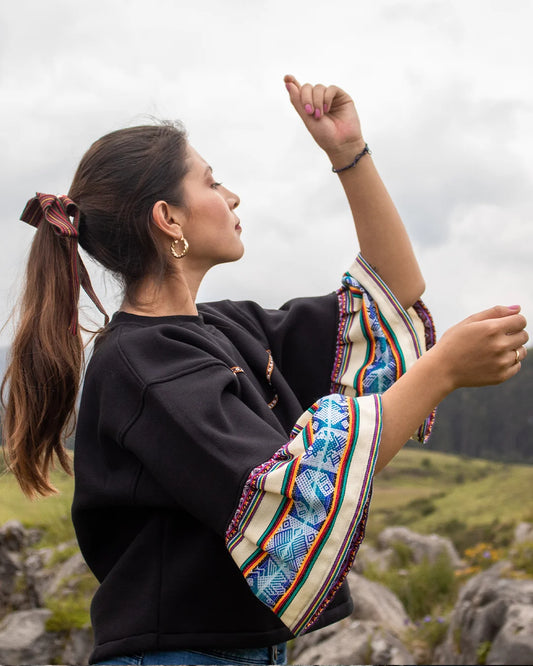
top-left (284, 74), bottom-right (365, 158)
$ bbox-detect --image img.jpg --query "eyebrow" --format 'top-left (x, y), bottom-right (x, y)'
top-left (204, 166), bottom-right (213, 175)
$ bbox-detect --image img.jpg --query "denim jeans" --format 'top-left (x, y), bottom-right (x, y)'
top-left (93, 642), bottom-right (287, 665)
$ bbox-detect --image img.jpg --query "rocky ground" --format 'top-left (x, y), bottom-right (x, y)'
top-left (1, 520), bottom-right (532, 665)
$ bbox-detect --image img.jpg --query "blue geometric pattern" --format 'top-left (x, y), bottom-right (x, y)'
top-left (246, 394), bottom-right (354, 606)
top-left (343, 273), bottom-right (399, 394)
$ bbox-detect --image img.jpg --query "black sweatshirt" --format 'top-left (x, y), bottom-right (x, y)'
top-left (72, 256), bottom-right (434, 664)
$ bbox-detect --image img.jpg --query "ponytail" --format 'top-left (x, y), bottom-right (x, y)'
top-left (2, 195), bottom-right (108, 498)
top-left (2, 121), bottom-right (189, 498)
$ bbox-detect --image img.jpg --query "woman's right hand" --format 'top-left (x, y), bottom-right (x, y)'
top-left (377, 304), bottom-right (527, 473)
top-left (429, 305), bottom-right (528, 391)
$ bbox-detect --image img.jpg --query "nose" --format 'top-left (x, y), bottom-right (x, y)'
top-left (225, 187), bottom-right (240, 209)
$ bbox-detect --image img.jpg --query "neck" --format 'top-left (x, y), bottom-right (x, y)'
top-left (121, 268), bottom-right (206, 317)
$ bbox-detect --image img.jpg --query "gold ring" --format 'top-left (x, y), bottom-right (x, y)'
top-left (515, 348), bottom-right (521, 364)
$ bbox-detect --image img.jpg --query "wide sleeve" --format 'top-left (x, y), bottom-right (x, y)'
top-left (225, 392), bottom-right (381, 635)
top-left (331, 253), bottom-right (436, 442)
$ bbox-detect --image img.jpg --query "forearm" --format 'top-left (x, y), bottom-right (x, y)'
top-left (328, 140), bottom-right (425, 309)
top-left (376, 347), bottom-right (450, 473)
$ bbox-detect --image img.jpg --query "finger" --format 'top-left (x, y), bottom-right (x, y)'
top-left (505, 329), bottom-right (529, 352)
top-left (311, 84), bottom-right (327, 119)
top-left (465, 304), bottom-right (521, 324)
top-left (300, 83), bottom-right (315, 116)
top-left (509, 343), bottom-right (529, 368)
top-left (284, 78), bottom-right (308, 119)
top-left (502, 313), bottom-right (528, 335)
top-left (323, 85), bottom-right (340, 113)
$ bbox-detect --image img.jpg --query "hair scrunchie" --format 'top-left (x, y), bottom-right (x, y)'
top-left (20, 193), bottom-right (109, 335)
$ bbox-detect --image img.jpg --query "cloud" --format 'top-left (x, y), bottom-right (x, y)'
top-left (1, 0), bottom-right (532, 345)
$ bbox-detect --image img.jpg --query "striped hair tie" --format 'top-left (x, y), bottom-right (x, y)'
top-left (20, 193), bottom-right (109, 335)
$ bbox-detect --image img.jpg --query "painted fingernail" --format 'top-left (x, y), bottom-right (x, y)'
top-left (305, 104), bottom-right (313, 114)
top-left (323, 103), bottom-right (329, 113)
top-left (508, 305), bottom-right (521, 310)
top-left (285, 83), bottom-right (291, 92)
top-left (314, 108), bottom-right (321, 119)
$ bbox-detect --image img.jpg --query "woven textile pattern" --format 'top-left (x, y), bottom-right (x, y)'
top-left (226, 393), bottom-right (381, 634)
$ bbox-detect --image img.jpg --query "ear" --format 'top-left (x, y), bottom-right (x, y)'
top-left (151, 201), bottom-right (186, 239)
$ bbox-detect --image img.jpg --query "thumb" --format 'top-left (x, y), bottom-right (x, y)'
top-left (465, 304), bottom-right (521, 324)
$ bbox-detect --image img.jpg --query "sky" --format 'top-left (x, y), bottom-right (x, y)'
top-left (1, 0), bottom-right (532, 347)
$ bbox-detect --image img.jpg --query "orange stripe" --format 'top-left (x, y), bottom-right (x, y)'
top-left (272, 399), bottom-right (357, 614)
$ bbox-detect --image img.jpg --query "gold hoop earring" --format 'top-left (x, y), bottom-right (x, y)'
top-left (170, 237), bottom-right (189, 259)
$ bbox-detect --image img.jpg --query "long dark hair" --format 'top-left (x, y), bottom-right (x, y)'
top-left (2, 121), bottom-right (189, 497)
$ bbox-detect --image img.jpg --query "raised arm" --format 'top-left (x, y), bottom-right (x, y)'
top-left (284, 74), bottom-right (424, 309)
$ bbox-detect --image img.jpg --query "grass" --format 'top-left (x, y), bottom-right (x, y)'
top-left (367, 446), bottom-right (533, 553)
top-left (0, 465), bottom-right (76, 546)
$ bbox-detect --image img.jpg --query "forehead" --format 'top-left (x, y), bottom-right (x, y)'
top-left (186, 145), bottom-right (210, 173)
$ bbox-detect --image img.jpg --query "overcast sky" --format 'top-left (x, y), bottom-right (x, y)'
top-left (1, 0), bottom-right (532, 347)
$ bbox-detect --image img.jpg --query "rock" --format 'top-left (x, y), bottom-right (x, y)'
top-left (0, 609), bottom-right (61, 665)
top-left (347, 571), bottom-right (413, 635)
top-left (39, 550), bottom-right (90, 603)
top-left (293, 619), bottom-right (415, 666)
top-left (378, 525), bottom-right (464, 568)
top-left (61, 626), bottom-right (94, 666)
top-left (514, 521), bottom-right (533, 544)
top-left (434, 563), bottom-right (533, 665)
top-left (488, 603), bottom-right (533, 665)
top-left (291, 576), bottom-right (413, 664)
top-left (0, 520), bottom-right (27, 552)
top-left (0, 608), bottom-right (93, 665)
top-left (352, 541), bottom-right (395, 574)
top-left (0, 544), bottom-right (20, 615)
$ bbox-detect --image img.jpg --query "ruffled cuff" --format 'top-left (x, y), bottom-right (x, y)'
top-left (331, 253), bottom-right (437, 443)
top-left (226, 393), bottom-right (381, 635)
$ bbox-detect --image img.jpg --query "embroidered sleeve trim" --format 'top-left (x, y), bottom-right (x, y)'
top-left (225, 392), bottom-right (381, 635)
top-left (331, 253), bottom-right (437, 443)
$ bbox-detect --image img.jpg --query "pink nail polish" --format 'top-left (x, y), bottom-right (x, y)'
top-left (315, 108), bottom-right (321, 119)
top-left (323, 103), bottom-right (329, 113)
top-left (508, 304), bottom-right (521, 310)
top-left (285, 83), bottom-right (291, 91)
top-left (305, 104), bottom-right (313, 114)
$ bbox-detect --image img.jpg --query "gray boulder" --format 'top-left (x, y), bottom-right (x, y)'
top-left (378, 525), bottom-right (464, 568)
top-left (434, 562), bottom-right (533, 665)
top-left (0, 609), bottom-right (60, 665)
top-left (292, 619), bottom-right (415, 666)
top-left (347, 571), bottom-right (413, 635)
top-left (514, 521), bottom-right (533, 544)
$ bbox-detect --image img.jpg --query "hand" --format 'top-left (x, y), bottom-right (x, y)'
top-left (284, 74), bottom-right (364, 158)
top-left (430, 305), bottom-right (529, 390)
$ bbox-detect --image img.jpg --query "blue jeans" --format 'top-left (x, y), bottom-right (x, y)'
top-left (94, 642), bottom-right (287, 665)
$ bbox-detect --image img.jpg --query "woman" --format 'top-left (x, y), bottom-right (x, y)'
top-left (2, 75), bottom-right (528, 665)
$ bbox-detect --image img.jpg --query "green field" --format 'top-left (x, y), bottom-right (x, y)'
top-left (367, 446), bottom-right (533, 552)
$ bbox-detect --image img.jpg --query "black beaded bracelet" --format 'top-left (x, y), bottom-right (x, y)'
top-left (331, 143), bottom-right (371, 173)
